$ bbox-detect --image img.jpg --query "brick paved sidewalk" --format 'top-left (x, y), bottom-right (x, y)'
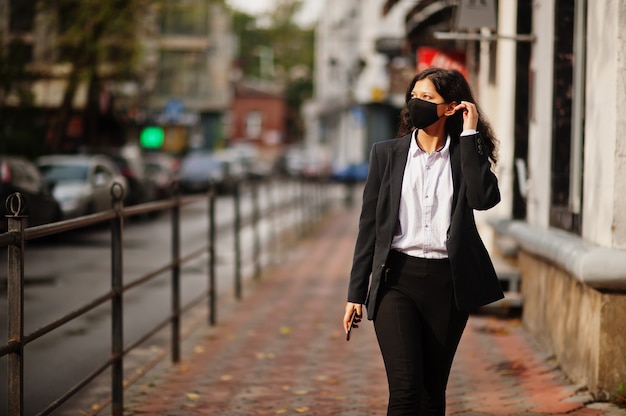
top-left (102, 204), bottom-right (624, 416)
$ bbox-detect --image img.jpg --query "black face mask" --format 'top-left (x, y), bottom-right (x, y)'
top-left (407, 98), bottom-right (444, 129)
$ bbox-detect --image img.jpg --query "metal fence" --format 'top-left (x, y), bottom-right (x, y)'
top-left (1, 178), bottom-right (336, 416)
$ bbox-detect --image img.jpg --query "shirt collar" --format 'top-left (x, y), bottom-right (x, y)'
top-left (410, 130), bottom-right (451, 157)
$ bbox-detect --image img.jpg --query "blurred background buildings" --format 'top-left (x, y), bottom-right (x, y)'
top-left (2, 0), bottom-right (626, 402)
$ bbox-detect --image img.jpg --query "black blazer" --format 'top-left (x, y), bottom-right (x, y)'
top-left (347, 132), bottom-right (504, 320)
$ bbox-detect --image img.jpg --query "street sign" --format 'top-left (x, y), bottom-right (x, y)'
top-left (163, 99), bottom-right (184, 123)
top-left (456, 0), bottom-right (497, 30)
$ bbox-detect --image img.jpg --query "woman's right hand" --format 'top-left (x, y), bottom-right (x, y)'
top-left (343, 302), bottom-right (363, 334)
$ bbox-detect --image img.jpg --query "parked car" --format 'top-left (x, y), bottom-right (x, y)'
top-left (37, 154), bottom-right (127, 219)
top-left (1, 155), bottom-right (63, 233)
top-left (177, 151), bottom-right (226, 194)
top-left (143, 152), bottom-right (179, 199)
top-left (229, 143), bottom-right (273, 181)
top-left (97, 147), bottom-right (158, 206)
top-left (331, 162), bottom-right (369, 183)
top-left (275, 147), bottom-right (306, 178)
top-left (212, 149), bottom-right (247, 192)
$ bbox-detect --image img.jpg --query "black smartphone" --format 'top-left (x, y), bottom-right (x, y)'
top-left (346, 309), bottom-right (358, 341)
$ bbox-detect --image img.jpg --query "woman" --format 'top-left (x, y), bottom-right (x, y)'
top-left (343, 67), bottom-right (504, 415)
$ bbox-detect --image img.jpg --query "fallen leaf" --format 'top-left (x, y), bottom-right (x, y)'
top-left (220, 374), bottom-right (234, 381)
top-left (293, 390), bottom-right (309, 395)
top-left (478, 325), bottom-right (510, 335)
top-left (491, 360), bottom-right (526, 376)
top-left (275, 409), bottom-right (288, 414)
top-left (279, 326), bottom-right (293, 335)
top-left (294, 406), bottom-right (310, 413)
top-left (194, 346), bottom-right (205, 354)
top-left (186, 392), bottom-right (200, 401)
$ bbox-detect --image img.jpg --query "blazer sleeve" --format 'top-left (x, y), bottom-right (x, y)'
top-left (459, 133), bottom-right (500, 210)
top-left (347, 142), bottom-right (384, 304)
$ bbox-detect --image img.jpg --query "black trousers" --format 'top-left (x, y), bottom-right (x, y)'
top-left (374, 250), bottom-right (469, 416)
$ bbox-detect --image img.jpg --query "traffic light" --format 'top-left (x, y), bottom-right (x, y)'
top-left (140, 126), bottom-right (165, 148)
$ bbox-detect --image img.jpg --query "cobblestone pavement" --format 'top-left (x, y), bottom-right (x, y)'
top-left (90, 203), bottom-right (625, 416)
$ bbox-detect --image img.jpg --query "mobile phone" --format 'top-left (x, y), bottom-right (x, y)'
top-left (346, 309), bottom-right (359, 341)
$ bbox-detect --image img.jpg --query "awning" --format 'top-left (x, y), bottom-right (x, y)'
top-left (382, 0), bottom-right (401, 16)
top-left (406, 0), bottom-right (456, 35)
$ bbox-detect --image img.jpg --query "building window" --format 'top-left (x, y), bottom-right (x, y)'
top-left (161, 0), bottom-right (209, 36)
top-left (245, 111), bottom-right (262, 139)
top-left (512, 0), bottom-right (532, 220)
top-left (158, 50), bottom-right (206, 98)
top-left (9, 0), bottom-right (36, 33)
top-left (549, 0), bottom-right (585, 234)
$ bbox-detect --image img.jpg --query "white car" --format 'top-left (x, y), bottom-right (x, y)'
top-left (37, 154), bottom-right (127, 219)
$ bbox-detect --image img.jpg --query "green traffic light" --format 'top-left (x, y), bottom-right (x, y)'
top-left (140, 126), bottom-right (164, 148)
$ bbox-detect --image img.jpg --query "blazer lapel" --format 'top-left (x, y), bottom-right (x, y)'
top-left (390, 134), bottom-right (411, 220)
top-left (449, 137), bottom-right (462, 217)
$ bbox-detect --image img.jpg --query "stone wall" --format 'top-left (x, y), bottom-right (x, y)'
top-left (518, 250), bottom-right (626, 399)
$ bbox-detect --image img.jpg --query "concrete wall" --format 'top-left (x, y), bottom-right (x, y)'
top-left (583, 0), bottom-right (626, 248)
top-left (518, 250), bottom-right (626, 398)
top-left (488, 0), bottom-right (517, 220)
top-left (526, 0), bottom-right (554, 228)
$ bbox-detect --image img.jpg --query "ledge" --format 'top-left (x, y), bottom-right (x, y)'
top-left (487, 218), bottom-right (626, 291)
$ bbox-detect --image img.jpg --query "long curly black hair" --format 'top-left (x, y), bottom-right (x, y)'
top-left (396, 67), bottom-right (498, 165)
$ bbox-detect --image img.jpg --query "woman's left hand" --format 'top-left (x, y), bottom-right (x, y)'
top-left (454, 101), bottom-right (478, 131)
top-left (343, 302), bottom-right (362, 334)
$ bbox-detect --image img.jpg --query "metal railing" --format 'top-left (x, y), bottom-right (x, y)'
top-left (1, 178), bottom-right (336, 416)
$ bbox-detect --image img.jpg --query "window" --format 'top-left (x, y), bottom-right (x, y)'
top-left (161, 0), bottom-right (209, 36)
top-left (512, 0), bottom-right (532, 220)
top-left (158, 51), bottom-right (206, 98)
top-left (549, 0), bottom-right (585, 234)
top-left (245, 111), bottom-right (262, 139)
top-left (9, 0), bottom-right (36, 33)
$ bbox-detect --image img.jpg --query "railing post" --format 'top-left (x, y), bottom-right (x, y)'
top-left (299, 180), bottom-right (306, 236)
top-left (269, 178), bottom-right (279, 265)
top-left (234, 181), bottom-right (242, 300)
top-left (6, 193), bottom-right (26, 416)
top-left (208, 186), bottom-right (216, 325)
top-left (252, 181), bottom-right (261, 280)
top-left (317, 182), bottom-right (323, 220)
top-left (110, 183), bottom-right (125, 416)
top-left (171, 193), bottom-right (181, 363)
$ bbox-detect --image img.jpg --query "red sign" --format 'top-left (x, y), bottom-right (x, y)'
top-left (416, 47), bottom-right (468, 79)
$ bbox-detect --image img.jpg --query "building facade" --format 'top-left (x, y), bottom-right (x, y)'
top-left (142, 1), bottom-right (234, 154)
top-left (228, 81), bottom-right (286, 160)
top-left (508, 0), bottom-right (626, 399)
top-left (305, 0), bottom-right (412, 175)
top-left (0, 0), bottom-right (235, 155)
